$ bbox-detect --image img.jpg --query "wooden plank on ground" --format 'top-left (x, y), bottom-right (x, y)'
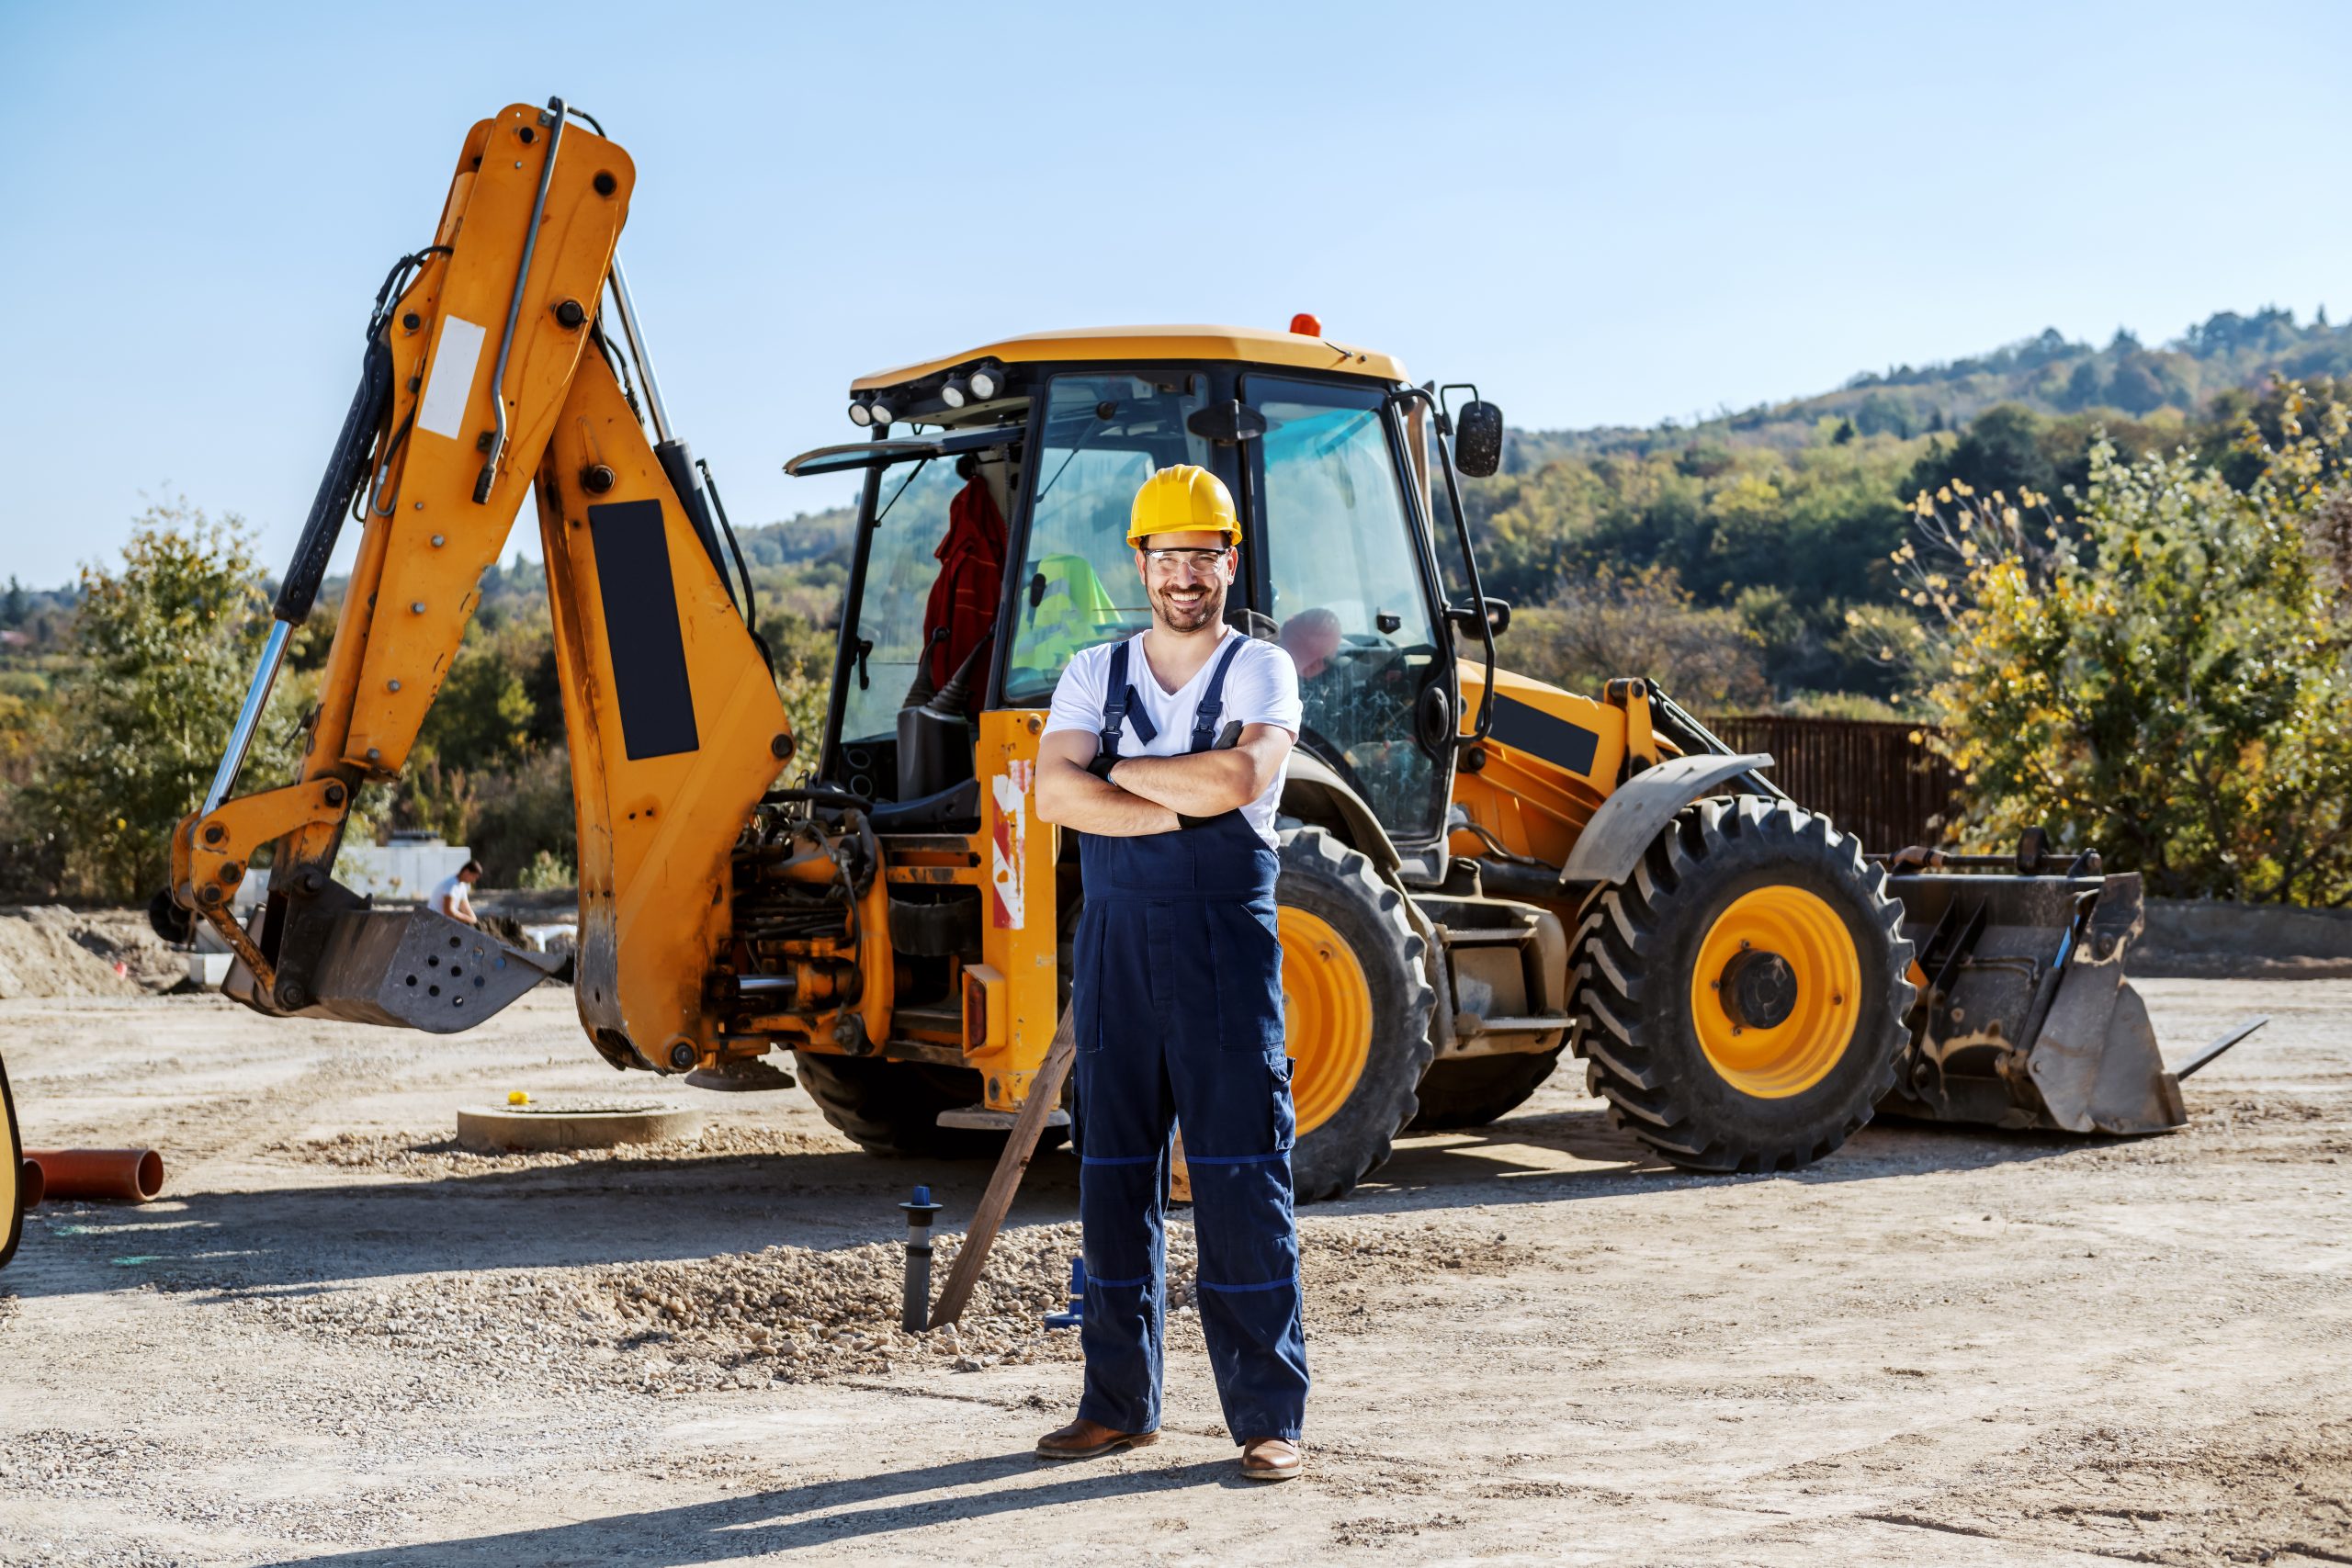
top-left (930, 1008), bottom-right (1076, 1328)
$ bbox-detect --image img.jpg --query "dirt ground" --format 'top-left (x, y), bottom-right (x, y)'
top-left (0, 974), bottom-right (2346, 1567)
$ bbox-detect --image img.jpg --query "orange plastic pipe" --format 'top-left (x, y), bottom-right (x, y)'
top-left (17, 1159), bottom-right (42, 1210)
top-left (22, 1149), bottom-right (164, 1203)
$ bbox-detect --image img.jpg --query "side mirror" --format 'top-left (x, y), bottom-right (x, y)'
top-left (0, 1051), bottom-right (22, 1271)
top-left (1452, 400), bottom-right (1504, 479)
top-left (1447, 598), bottom-right (1511, 638)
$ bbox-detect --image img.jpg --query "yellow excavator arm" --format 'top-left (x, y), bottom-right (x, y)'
top-left (170, 100), bottom-right (790, 1074)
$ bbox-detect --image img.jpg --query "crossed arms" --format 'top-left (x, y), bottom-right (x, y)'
top-left (1034, 726), bottom-right (1295, 837)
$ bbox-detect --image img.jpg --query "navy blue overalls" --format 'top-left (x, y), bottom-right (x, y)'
top-left (1069, 633), bottom-right (1310, 1444)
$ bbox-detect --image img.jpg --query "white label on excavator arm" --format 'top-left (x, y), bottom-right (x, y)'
top-left (416, 315), bottom-right (488, 441)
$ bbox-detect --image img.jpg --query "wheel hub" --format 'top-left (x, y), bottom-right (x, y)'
top-left (1688, 885), bottom-right (1863, 1099)
top-left (1718, 949), bottom-right (1797, 1030)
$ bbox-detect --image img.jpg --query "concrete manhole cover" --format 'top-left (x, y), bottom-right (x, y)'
top-left (455, 1100), bottom-right (700, 1152)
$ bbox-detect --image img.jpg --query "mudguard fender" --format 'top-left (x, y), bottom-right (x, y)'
top-left (1559, 752), bottom-right (1775, 886)
top-left (1280, 751), bottom-right (1403, 875)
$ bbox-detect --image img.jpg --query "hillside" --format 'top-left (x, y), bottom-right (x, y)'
top-left (1504, 305), bottom-right (2351, 469)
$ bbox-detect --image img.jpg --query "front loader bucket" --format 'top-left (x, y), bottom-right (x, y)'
top-left (226, 901), bottom-right (555, 1033)
top-left (1879, 867), bottom-right (2185, 1135)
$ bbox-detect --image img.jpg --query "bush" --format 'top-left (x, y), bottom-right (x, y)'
top-left (1907, 386), bottom-right (2352, 901)
top-left (6, 505), bottom-right (301, 901)
top-left (516, 849), bottom-right (574, 890)
top-left (467, 748), bottom-right (576, 886)
top-left (1511, 567), bottom-right (1768, 709)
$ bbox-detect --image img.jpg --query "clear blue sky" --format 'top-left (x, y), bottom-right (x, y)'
top-left (4, 1), bottom-right (2346, 588)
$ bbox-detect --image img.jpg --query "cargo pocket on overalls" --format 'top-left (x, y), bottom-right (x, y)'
top-left (1208, 903), bottom-right (1287, 1053)
top-left (1269, 1052), bottom-right (1296, 1154)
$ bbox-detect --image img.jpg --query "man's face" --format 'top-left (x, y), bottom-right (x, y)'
top-left (1136, 530), bottom-right (1236, 635)
top-left (460, 868), bottom-right (481, 886)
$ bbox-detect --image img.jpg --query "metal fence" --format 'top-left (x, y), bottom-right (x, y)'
top-left (1702, 715), bottom-right (1959, 853)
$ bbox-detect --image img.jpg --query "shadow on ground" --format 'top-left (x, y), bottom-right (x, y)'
top-left (252, 1451), bottom-right (1251, 1565)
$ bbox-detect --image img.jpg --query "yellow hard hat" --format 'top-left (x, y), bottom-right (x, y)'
top-left (1127, 463), bottom-right (1241, 547)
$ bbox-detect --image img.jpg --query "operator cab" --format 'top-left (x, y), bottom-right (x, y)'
top-left (783, 323), bottom-right (1502, 859)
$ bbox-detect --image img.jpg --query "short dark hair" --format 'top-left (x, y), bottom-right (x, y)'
top-left (461, 860), bottom-right (484, 877)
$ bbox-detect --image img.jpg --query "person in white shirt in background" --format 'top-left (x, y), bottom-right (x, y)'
top-left (429, 860), bottom-right (482, 927)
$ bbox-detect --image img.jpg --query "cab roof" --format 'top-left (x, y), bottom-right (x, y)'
top-left (848, 324), bottom-right (1408, 394)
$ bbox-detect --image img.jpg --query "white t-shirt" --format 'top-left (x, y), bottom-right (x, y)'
top-left (1043, 627), bottom-right (1302, 848)
top-left (428, 874), bottom-right (476, 922)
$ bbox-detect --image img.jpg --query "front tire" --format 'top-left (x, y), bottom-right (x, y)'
top-left (1573, 795), bottom-right (1914, 1172)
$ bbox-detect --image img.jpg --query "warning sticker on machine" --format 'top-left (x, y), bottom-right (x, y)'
top-left (990, 761), bottom-right (1030, 931)
top-left (416, 315), bottom-right (488, 441)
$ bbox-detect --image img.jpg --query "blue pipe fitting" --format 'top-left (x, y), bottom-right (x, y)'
top-left (1043, 1255), bottom-right (1086, 1329)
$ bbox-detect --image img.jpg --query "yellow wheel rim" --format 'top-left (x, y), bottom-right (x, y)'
top-left (1278, 908), bottom-right (1373, 1134)
top-left (1689, 886), bottom-right (1861, 1099)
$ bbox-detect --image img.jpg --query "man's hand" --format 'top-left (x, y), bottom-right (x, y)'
top-left (1035, 730), bottom-right (1182, 836)
top-left (1096, 724), bottom-right (1294, 820)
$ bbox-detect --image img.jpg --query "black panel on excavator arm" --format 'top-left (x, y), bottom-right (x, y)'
top-left (588, 499), bottom-right (700, 761)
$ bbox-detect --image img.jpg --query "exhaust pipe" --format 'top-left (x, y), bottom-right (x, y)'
top-left (23, 1149), bottom-right (164, 1203)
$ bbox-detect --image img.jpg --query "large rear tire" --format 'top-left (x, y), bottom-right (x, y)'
top-left (1275, 827), bottom-right (1436, 1201)
top-left (1407, 1047), bottom-right (1567, 1130)
top-left (1573, 795), bottom-right (1914, 1172)
top-left (792, 1053), bottom-right (1010, 1159)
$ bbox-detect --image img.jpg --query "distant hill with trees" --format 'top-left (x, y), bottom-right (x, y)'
top-left (1503, 305), bottom-right (2352, 467)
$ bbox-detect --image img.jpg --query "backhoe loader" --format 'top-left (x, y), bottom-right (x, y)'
top-left (119, 99), bottom-right (2208, 1216)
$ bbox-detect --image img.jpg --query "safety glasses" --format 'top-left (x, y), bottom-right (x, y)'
top-left (1141, 547), bottom-right (1232, 572)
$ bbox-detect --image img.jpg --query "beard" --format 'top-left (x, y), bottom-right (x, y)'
top-left (1148, 575), bottom-right (1227, 635)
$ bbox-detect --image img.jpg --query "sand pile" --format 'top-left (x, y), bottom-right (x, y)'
top-left (236, 1211), bottom-right (1534, 1398)
top-left (0, 907), bottom-right (153, 999)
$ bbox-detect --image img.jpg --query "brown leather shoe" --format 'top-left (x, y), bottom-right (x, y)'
top-left (1035, 1416), bottom-right (1159, 1461)
top-left (1240, 1436), bottom-right (1303, 1481)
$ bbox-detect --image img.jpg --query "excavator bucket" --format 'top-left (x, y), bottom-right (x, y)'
top-left (1877, 860), bottom-right (2189, 1135)
top-left (224, 892), bottom-right (556, 1034)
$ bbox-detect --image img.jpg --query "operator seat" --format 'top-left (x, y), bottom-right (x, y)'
top-left (1008, 551), bottom-right (1131, 698)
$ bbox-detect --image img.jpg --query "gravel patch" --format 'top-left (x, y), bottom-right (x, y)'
top-left (222, 1214), bottom-right (1534, 1398)
top-left (265, 1122), bottom-right (859, 1174)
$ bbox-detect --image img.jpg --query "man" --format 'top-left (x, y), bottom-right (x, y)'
top-left (428, 859), bottom-right (482, 928)
top-left (1033, 463), bottom-right (1309, 1483)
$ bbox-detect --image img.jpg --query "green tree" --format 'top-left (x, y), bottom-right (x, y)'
top-left (1512, 567), bottom-right (1768, 711)
top-left (12, 504), bottom-right (300, 899)
top-left (412, 633), bottom-right (537, 773)
top-left (1906, 388), bottom-right (2352, 901)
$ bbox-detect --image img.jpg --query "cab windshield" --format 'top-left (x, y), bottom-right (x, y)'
top-left (1002, 375), bottom-right (1215, 707)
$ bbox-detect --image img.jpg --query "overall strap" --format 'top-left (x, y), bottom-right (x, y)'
top-left (1189, 634), bottom-right (1250, 753)
top-left (1098, 638), bottom-right (1160, 752)
top-left (1098, 639), bottom-right (1132, 756)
